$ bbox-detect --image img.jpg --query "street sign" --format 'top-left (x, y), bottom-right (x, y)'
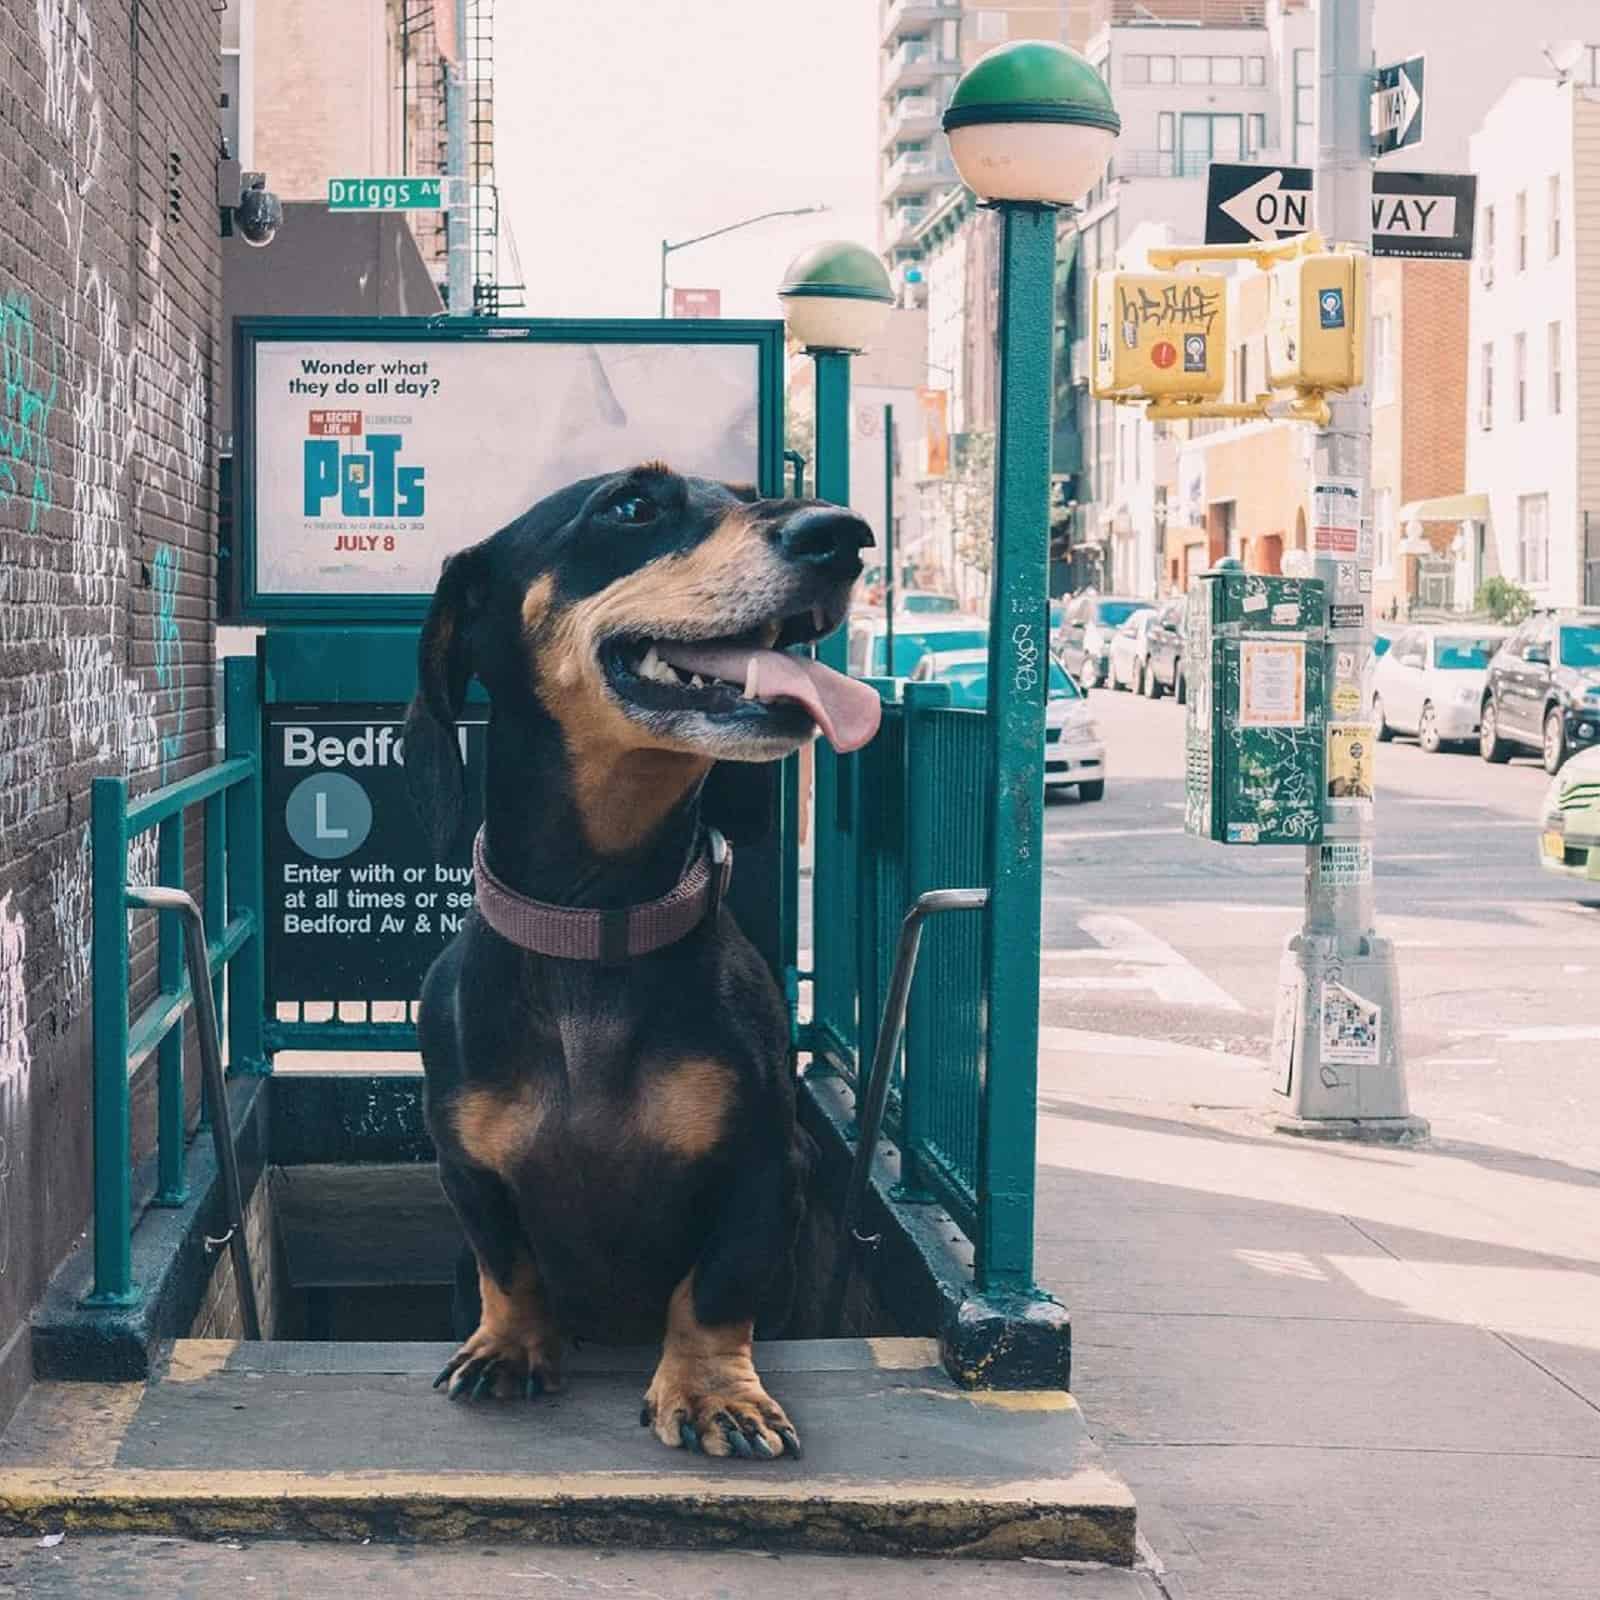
top-left (1371, 171), bottom-right (1476, 260)
top-left (328, 176), bottom-right (445, 212)
top-left (1205, 163), bottom-right (1314, 244)
top-left (1370, 57), bottom-right (1424, 156)
top-left (264, 705), bottom-right (486, 999)
top-left (671, 287), bottom-right (722, 319)
top-left (1206, 164), bottom-right (1476, 260)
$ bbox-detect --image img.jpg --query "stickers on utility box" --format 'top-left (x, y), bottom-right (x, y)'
top-left (1238, 639), bottom-right (1307, 728)
top-left (1331, 683), bottom-right (1362, 716)
top-left (1321, 981), bottom-right (1381, 1066)
top-left (1313, 478), bottom-right (1362, 557)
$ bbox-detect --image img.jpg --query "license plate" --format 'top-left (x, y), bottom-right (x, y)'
top-left (1542, 830), bottom-right (1566, 862)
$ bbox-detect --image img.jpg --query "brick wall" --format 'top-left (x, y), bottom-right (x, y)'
top-left (0, 0), bottom-right (221, 1421)
top-left (1400, 261), bottom-right (1469, 506)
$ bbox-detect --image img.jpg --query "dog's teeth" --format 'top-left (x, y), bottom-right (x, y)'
top-left (640, 645), bottom-right (662, 680)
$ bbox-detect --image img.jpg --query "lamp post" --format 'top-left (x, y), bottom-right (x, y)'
top-left (659, 204), bottom-right (828, 318)
top-left (942, 41), bottom-right (1119, 1293)
top-left (778, 240), bottom-right (893, 1084)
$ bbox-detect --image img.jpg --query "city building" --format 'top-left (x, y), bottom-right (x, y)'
top-left (1466, 73), bottom-right (1600, 609)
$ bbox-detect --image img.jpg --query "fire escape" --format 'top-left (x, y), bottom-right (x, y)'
top-left (467, 0), bottom-right (526, 314)
top-left (398, 3), bottom-right (450, 284)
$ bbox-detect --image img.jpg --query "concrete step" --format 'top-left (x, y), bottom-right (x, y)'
top-left (0, 1337), bottom-right (1136, 1562)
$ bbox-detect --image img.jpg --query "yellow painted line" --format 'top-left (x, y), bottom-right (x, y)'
top-left (961, 1390), bottom-right (1078, 1412)
top-left (0, 1465), bottom-right (1133, 1510)
top-left (163, 1341), bottom-right (239, 1383)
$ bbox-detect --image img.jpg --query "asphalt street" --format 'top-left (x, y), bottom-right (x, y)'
top-left (1041, 682), bottom-right (1600, 1173)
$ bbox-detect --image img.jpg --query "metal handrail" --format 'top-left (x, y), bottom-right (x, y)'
top-left (124, 886), bottom-right (261, 1340)
top-left (824, 887), bottom-right (988, 1336)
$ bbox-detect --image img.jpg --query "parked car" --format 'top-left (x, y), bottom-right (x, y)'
top-left (1370, 626), bottom-right (1507, 753)
top-left (910, 649), bottom-right (1106, 801)
top-left (848, 614), bottom-right (988, 678)
top-left (1108, 609), bottom-right (1159, 692)
top-left (1372, 623), bottom-right (1400, 660)
top-left (1057, 593), bottom-right (1151, 688)
top-left (1538, 745), bottom-right (1600, 890)
top-left (1141, 595), bottom-right (1188, 699)
top-left (1479, 609), bottom-right (1600, 773)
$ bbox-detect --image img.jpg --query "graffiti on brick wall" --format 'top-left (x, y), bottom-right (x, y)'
top-left (47, 831), bottom-right (91, 1028)
top-left (153, 543), bottom-right (185, 778)
top-left (0, 677), bottom-right (51, 841)
top-left (0, 292), bottom-right (58, 528)
top-left (135, 226), bottom-right (207, 524)
top-left (0, 889), bottom-right (25, 1275)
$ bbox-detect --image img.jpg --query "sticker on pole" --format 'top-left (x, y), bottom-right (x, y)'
top-left (1183, 333), bottom-right (1208, 372)
top-left (1326, 722), bottom-right (1376, 810)
top-left (1321, 981), bottom-right (1381, 1066)
top-left (1238, 639), bottom-right (1307, 728)
top-left (1318, 840), bottom-right (1373, 886)
top-left (1313, 479), bottom-right (1362, 557)
top-left (1318, 288), bottom-right (1346, 330)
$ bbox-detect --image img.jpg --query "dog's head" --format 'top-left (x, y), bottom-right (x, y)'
top-left (404, 463), bottom-right (878, 858)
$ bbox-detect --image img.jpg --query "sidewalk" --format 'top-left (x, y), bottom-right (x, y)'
top-left (1035, 1028), bottom-right (1600, 1600)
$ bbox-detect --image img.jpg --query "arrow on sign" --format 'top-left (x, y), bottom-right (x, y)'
top-left (1371, 69), bottom-right (1420, 142)
top-left (1220, 169), bottom-right (1312, 242)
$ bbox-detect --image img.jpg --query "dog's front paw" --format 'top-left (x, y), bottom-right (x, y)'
top-left (641, 1358), bottom-right (800, 1460)
top-left (433, 1324), bottom-right (562, 1402)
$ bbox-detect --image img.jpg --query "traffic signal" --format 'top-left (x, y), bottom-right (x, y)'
top-left (1090, 271), bottom-right (1228, 400)
top-left (1265, 251), bottom-right (1363, 394)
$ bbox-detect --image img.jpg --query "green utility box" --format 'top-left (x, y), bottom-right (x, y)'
top-left (1184, 570), bottom-right (1326, 845)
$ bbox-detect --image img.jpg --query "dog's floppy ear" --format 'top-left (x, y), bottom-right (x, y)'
top-left (404, 545), bottom-right (486, 858)
top-left (699, 761), bottom-right (777, 847)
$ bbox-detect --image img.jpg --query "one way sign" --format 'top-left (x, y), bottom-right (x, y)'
top-left (1206, 163), bottom-right (1477, 261)
top-left (1371, 56), bottom-right (1424, 155)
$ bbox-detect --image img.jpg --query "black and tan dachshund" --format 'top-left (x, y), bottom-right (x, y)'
top-left (403, 462), bottom-right (877, 1461)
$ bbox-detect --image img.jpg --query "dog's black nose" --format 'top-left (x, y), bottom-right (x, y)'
top-left (779, 507), bottom-right (874, 575)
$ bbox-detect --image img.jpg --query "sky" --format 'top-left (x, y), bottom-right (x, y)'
top-left (494, 1), bottom-right (881, 319)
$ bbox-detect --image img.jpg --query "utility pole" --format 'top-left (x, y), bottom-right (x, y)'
top-left (1272, 0), bottom-right (1426, 1139)
top-left (445, 0), bottom-right (472, 315)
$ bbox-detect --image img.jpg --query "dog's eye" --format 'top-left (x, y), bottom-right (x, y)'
top-left (603, 495), bottom-right (658, 528)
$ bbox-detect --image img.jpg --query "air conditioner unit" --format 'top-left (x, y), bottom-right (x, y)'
top-left (1478, 404), bottom-right (1494, 431)
top-left (1479, 258), bottom-right (1494, 287)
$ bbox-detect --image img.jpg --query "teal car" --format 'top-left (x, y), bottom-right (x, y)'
top-left (848, 617), bottom-right (990, 677)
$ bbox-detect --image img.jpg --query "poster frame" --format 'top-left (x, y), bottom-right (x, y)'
top-left (234, 316), bottom-right (786, 625)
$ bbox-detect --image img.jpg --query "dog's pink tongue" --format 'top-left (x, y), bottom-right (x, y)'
top-left (655, 643), bottom-right (882, 753)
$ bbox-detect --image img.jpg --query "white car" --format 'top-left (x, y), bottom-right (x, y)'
top-left (1538, 745), bottom-right (1600, 888)
top-left (1108, 609), bottom-right (1158, 692)
top-left (910, 649), bottom-right (1106, 800)
top-left (1370, 625), bottom-right (1508, 753)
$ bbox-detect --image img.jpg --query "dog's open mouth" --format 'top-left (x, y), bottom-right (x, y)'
top-left (602, 613), bottom-right (881, 754)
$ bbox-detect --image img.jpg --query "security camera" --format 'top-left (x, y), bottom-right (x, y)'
top-left (234, 172), bottom-right (282, 249)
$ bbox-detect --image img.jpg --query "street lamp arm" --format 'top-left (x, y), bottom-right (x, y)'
top-left (664, 205), bottom-right (827, 257)
top-left (659, 204), bottom-right (828, 317)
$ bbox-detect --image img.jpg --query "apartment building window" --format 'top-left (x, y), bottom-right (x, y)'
top-left (1292, 49), bottom-right (1314, 164)
top-left (1515, 332), bottom-right (1527, 422)
top-left (1247, 113), bottom-right (1266, 156)
top-left (1550, 321), bottom-right (1563, 414)
top-left (1518, 493), bottom-right (1549, 585)
top-left (1516, 190), bottom-right (1527, 272)
top-left (1372, 314), bottom-right (1395, 405)
top-left (1549, 175), bottom-right (1561, 258)
top-left (1481, 204), bottom-right (1495, 284)
top-left (1157, 111), bottom-right (1175, 175)
top-left (1480, 342), bottom-right (1494, 430)
top-left (1211, 57), bottom-right (1243, 86)
top-left (974, 10), bottom-right (1006, 41)
top-left (1179, 55), bottom-right (1208, 84)
top-left (1373, 488), bottom-right (1395, 573)
top-left (1247, 55), bottom-right (1266, 85)
top-left (1179, 113), bottom-right (1243, 177)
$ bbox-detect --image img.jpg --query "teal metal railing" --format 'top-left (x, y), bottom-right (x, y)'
top-left (807, 677), bottom-right (1030, 1291)
top-left (86, 657), bottom-right (266, 1307)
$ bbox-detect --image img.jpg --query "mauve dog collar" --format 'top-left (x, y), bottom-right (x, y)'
top-left (471, 827), bottom-right (731, 963)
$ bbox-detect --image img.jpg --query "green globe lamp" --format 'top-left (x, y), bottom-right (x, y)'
top-left (942, 40), bottom-right (1121, 205)
top-left (777, 240), bottom-right (894, 353)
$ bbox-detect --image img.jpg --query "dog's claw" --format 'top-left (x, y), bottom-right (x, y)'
top-left (639, 1403), bottom-right (653, 1428)
top-left (716, 1413), bottom-right (754, 1459)
top-left (679, 1419), bottom-right (701, 1452)
top-left (432, 1362), bottom-right (458, 1391)
top-left (777, 1425), bottom-right (802, 1459)
top-left (748, 1430), bottom-right (777, 1460)
top-left (471, 1362), bottom-right (501, 1401)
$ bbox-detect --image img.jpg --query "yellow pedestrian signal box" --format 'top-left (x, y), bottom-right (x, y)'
top-left (1091, 271), bottom-right (1227, 400)
top-left (1265, 252), bottom-right (1363, 393)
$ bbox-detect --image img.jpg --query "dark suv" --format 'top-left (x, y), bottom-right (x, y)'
top-left (1480, 609), bottom-right (1600, 773)
top-left (1057, 592), bottom-right (1150, 688)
